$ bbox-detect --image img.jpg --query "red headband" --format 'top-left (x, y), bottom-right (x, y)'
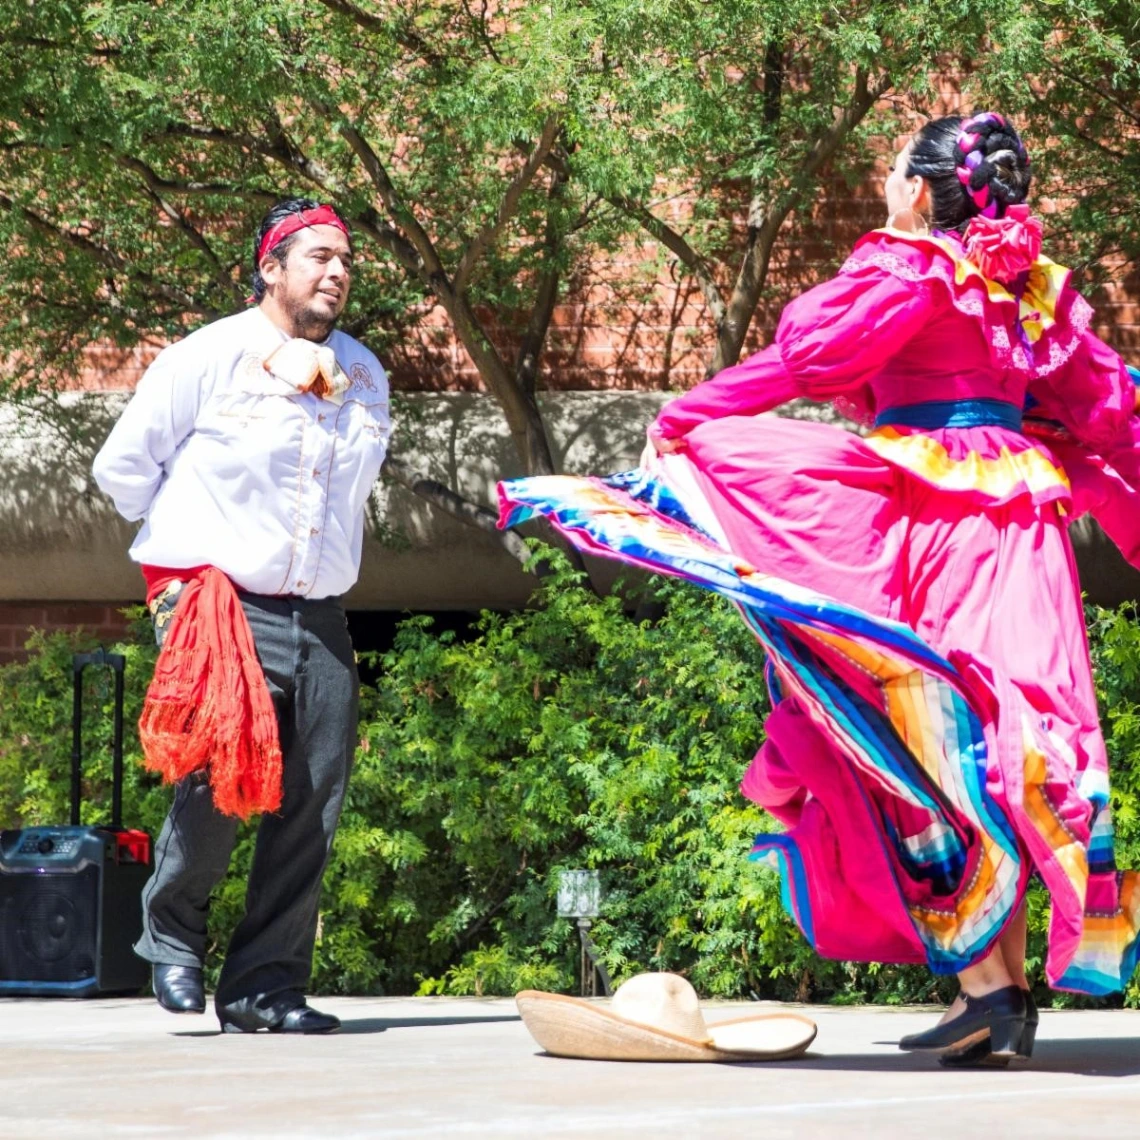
top-left (257, 205), bottom-right (349, 263)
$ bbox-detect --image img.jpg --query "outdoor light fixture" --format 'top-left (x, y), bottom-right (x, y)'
top-left (556, 869), bottom-right (612, 998)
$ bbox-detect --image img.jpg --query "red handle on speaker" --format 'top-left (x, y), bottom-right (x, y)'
top-left (113, 830), bottom-right (151, 865)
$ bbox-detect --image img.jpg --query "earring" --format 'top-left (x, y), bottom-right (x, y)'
top-left (887, 206), bottom-right (930, 237)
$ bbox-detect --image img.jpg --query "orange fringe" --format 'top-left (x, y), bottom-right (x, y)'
top-left (139, 568), bottom-right (282, 820)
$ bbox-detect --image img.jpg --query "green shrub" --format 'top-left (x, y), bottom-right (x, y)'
top-left (1082, 603), bottom-right (1140, 1008)
top-left (0, 610), bottom-right (259, 992)
top-left (335, 550), bottom-right (797, 999)
top-left (3, 559), bottom-right (1140, 1007)
top-left (0, 611), bottom-right (164, 833)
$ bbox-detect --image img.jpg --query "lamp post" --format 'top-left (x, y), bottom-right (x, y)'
top-left (556, 869), bottom-right (612, 998)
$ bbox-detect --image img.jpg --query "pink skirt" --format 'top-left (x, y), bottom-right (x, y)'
top-left (499, 414), bottom-right (1140, 993)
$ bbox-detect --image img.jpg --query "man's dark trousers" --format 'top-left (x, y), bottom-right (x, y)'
top-left (134, 593), bottom-right (358, 1009)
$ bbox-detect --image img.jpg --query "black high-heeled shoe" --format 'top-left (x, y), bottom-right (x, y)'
top-left (898, 985), bottom-right (1026, 1057)
top-left (1022, 988), bottom-right (1039, 1056)
top-left (939, 989), bottom-right (1038, 1068)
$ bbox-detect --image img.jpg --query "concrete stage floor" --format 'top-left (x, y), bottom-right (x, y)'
top-left (4, 995), bottom-right (1140, 1138)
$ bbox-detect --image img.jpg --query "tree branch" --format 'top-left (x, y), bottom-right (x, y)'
top-left (267, 112), bottom-right (351, 191)
top-left (153, 119), bottom-right (425, 272)
top-left (454, 115), bottom-right (560, 295)
top-left (158, 121), bottom-right (343, 190)
top-left (350, 209), bottom-right (426, 273)
top-left (1054, 66), bottom-right (1140, 130)
top-left (119, 155), bottom-right (246, 305)
top-left (709, 66), bottom-right (892, 374)
top-left (7, 36), bottom-right (118, 58)
top-left (1041, 103), bottom-right (1129, 163)
top-left (608, 196), bottom-right (727, 326)
top-left (0, 192), bottom-right (219, 320)
top-left (539, 147), bottom-right (570, 179)
top-left (328, 113), bottom-right (450, 283)
top-left (762, 39), bottom-right (784, 131)
top-left (118, 157), bottom-right (276, 200)
top-left (781, 68), bottom-right (893, 198)
top-left (313, 0), bottom-right (385, 33)
top-left (515, 165), bottom-right (569, 397)
top-left (461, 0), bottom-right (502, 64)
top-left (382, 455), bottom-right (533, 566)
top-left (313, 0), bottom-right (449, 66)
top-left (313, 107), bottom-right (556, 473)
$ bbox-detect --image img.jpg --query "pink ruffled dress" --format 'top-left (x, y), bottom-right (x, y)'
top-left (499, 218), bottom-right (1140, 993)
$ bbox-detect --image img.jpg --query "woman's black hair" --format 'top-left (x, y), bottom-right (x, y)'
top-left (905, 115), bottom-right (1031, 234)
top-left (250, 197), bottom-right (322, 302)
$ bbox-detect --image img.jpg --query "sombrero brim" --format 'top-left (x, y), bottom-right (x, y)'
top-left (516, 991), bottom-right (817, 1062)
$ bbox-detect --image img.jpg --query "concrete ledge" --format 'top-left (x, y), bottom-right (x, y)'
top-left (2, 392), bottom-right (1139, 608)
top-left (0, 391), bottom-right (674, 608)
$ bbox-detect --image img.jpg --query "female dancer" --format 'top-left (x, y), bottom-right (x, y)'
top-left (499, 113), bottom-right (1140, 1066)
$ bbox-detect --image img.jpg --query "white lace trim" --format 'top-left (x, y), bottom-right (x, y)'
top-left (840, 251), bottom-right (926, 283)
top-left (1070, 294), bottom-right (1094, 334)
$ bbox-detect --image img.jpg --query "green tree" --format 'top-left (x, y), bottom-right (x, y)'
top-left (0, 2), bottom-right (1055, 535)
top-left (974, 3), bottom-right (1140, 286)
top-left (3, 3), bottom-right (1139, 557)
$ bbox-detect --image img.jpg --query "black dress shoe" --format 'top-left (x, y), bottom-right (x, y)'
top-left (940, 988), bottom-right (1038, 1067)
top-left (217, 996), bottom-right (340, 1035)
top-left (153, 964), bottom-right (206, 1014)
top-left (898, 985), bottom-right (1026, 1057)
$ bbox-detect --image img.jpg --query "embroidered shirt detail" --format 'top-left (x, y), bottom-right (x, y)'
top-left (350, 362), bottom-right (378, 392)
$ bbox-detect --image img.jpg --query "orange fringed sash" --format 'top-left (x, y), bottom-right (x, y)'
top-left (139, 567), bottom-right (282, 820)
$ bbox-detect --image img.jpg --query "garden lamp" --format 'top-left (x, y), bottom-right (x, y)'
top-left (556, 869), bottom-right (611, 998)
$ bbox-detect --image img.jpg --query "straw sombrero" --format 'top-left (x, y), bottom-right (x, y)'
top-left (516, 972), bottom-right (817, 1062)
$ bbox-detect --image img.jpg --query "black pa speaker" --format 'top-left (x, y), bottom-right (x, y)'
top-left (0, 649), bottom-right (152, 997)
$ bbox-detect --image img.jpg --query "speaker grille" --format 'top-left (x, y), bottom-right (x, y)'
top-left (0, 867), bottom-right (99, 982)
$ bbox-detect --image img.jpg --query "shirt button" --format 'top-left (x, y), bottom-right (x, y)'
top-left (310, 527), bottom-right (320, 536)
top-left (295, 580), bottom-right (306, 589)
top-left (313, 468), bottom-right (322, 477)
top-left (318, 414), bottom-right (327, 422)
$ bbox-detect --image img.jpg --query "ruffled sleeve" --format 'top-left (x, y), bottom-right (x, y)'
top-left (652, 251), bottom-right (934, 441)
top-left (1027, 325), bottom-right (1138, 453)
top-left (1027, 325), bottom-right (1140, 568)
top-left (1027, 323), bottom-right (1140, 510)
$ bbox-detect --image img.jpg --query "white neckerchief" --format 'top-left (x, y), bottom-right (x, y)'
top-left (261, 337), bottom-right (351, 405)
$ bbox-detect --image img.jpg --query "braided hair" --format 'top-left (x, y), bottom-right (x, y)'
top-left (906, 113), bottom-right (1031, 234)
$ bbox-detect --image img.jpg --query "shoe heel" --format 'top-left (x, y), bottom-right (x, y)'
top-left (217, 1011), bottom-right (258, 1034)
top-left (1016, 1020), bottom-right (1037, 1060)
top-left (988, 1016), bottom-right (1025, 1058)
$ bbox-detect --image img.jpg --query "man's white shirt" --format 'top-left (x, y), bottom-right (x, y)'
top-left (93, 306), bottom-right (391, 598)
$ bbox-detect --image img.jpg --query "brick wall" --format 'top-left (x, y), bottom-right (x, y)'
top-left (1091, 267), bottom-right (1140, 358)
top-left (61, 152), bottom-right (1140, 397)
top-left (0, 604), bottom-right (135, 667)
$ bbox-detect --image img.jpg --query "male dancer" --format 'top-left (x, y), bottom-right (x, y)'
top-left (94, 199), bottom-right (390, 1033)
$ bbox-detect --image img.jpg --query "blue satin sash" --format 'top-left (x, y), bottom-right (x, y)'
top-left (874, 398), bottom-right (1022, 432)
